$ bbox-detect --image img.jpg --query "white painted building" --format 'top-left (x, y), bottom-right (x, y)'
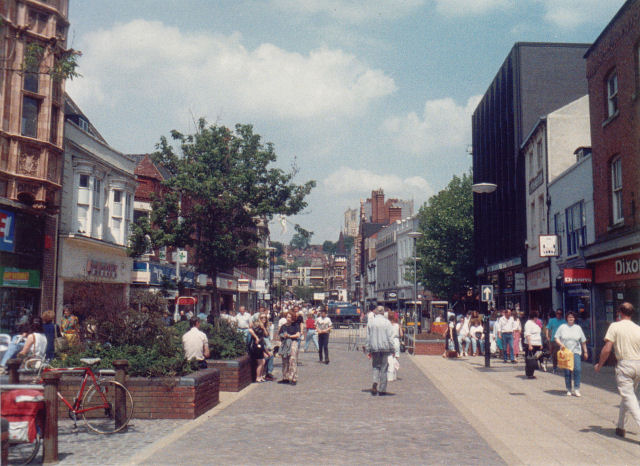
top-left (548, 151), bottom-right (595, 346)
top-left (56, 97), bottom-right (137, 317)
top-left (521, 95), bottom-right (590, 314)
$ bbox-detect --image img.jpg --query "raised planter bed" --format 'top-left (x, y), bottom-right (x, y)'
top-left (206, 354), bottom-right (252, 392)
top-left (56, 368), bottom-right (220, 420)
top-left (407, 333), bottom-right (446, 355)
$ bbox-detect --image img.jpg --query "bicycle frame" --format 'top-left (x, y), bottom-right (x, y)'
top-left (41, 367), bottom-right (109, 415)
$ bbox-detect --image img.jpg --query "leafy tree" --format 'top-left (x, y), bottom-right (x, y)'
top-left (322, 240), bottom-right (337, 254)
top-left (416, 172), bottom-right (474, 301)
top-left (289, 224), bottom-right (313, 249)
top-left (270, 241), bottom-right (285, 257)
top-left (343, 235), bottom-right (355, 252)
top-left (133, 120), bottom-right (315, 311)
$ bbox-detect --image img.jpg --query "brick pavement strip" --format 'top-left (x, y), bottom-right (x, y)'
top-left (134, 339), bottom-right (504, 465)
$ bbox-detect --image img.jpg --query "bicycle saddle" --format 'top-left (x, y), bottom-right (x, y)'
top-left (80, 358), bottom-right (101, 365)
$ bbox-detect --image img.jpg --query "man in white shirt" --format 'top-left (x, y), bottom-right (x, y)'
top-left (236, 306), bottom-right (252, 344)
top-left (497, 309), bottom-right (516, 363)
top-left (182, 317), bottom-right (210, 369)
top-left (316, 308), bottom-right (333, 364)
top-left (595, 302), bottom-right (640, 438)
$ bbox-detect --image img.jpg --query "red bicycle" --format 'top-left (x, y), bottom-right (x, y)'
top-left (41, 358), bottom-right (134, 434)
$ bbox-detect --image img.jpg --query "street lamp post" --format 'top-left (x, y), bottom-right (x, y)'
top-left (472, 182), bottom-right (497, 368)
top-left (407, 231), bottom-right (422, 333)
top-left (266, 246), bottom-right (275, 315)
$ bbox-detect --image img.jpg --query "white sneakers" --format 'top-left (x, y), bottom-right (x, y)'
top-left (567, 391), bottom-right (572, 396)
top-left (567, 390), bottom-right (582, 397)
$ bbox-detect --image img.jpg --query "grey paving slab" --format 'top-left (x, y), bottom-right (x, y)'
top-left (140, 338), bottom-right (505, 465)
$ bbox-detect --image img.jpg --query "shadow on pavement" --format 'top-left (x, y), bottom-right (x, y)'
top-left (544, 389), bottom-right (572, 396)
top-left (580, 425), bottom-right (639, 445)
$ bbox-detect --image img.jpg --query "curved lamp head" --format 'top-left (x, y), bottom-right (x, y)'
top-left (472, 183), bottom-right (497, 194)
top-left (407, 231), bottom-right (422, 239)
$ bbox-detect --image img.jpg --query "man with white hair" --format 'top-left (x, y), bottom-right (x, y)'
top-left (366, 305), bottom-right (395, 396)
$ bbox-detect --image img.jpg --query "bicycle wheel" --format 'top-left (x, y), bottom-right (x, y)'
top-left (81, 380), bottom-right (134, 434)
top-left (8, 433), bottom-right (40, 465)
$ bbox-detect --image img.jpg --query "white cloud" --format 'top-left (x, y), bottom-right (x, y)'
top-left (323, 168), bottom-right (433, 199)
top-left (432, 0), bottom-right (513, 16)
top-left (534, 0), bottom-right (626, 29)
top-left (67, 19), bottom-right (396, 121)
top-left (271, 0), bottom-right (426, 23)
top-left (382, 95), bottom-right (481, 155)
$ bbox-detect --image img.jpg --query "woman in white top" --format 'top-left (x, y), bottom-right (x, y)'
top-left (523, 310), bottom-right (543, 379)
top-left (469, 319), bottom-right (484, 356)
top-left (456, 315), bottom-right (471, 357)
top-left (18, 318), bottom-right (47, 360)
top-left (555, 311), bottom-right (588, 397)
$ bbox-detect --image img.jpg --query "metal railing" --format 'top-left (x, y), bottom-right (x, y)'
top-left (347, 323), bottom-right (367, 351)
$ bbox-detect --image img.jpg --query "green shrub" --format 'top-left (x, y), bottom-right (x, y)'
top-left (174, 319), bottom-right (246, 360)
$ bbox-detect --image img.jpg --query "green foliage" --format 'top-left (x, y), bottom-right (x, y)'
top-left (173, 319), bottom-right (246, 360)
top-left (129, 288), bottom-right (168, 314)
top-left (343, 235), bottom-right (354, 252)
top-left (52, 341), bottom-right (195, 378)
top-left (270, 241), bottom-right (284, 256)
top-left (290, 224), bottom-right (313, 249)
top-left (293, 286), bottom-right (316, 301)
top-left (322, 240), bottom-right (337, 254)
top-left (130, 120), bottom-right (315, 312)
top-left (416, 172), bottom-right (474, 301)
top-left (22, 43), bottom-right (81, 81)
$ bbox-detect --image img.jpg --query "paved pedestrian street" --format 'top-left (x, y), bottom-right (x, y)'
top-left (135, 338), bottom-right (504, 465)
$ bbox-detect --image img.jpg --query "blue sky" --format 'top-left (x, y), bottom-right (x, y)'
top-left (66, 0), bottom-right (626, 243)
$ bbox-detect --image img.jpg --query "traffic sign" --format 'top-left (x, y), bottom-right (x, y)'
top-left (481, 285), bottom-right (493, 302)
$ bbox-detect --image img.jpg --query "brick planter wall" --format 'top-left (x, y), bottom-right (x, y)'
top-left (406, 335), bottom-right (446, 355)
top-left (56, 368), bottom-right (219, 420)
top-left (207, 355), bottom-right (252, 392)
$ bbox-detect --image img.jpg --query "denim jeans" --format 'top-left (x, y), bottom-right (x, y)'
top-left (564, 352), bottom-right (582, 390)
top-left (501, 333), bottom-right (514, 361)
top-left (0, 337), bottom-right (25, 367)
top-left (304, 329), bottom-right (319, 351)
top-left (458, 335), bottom-right (471, 354)
top-left (318, 333), bottom-right (329, 361)
top-left (471, 337), bottom-right (484, 354)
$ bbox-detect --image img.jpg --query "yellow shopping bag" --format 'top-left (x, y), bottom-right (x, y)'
top-left (557, 347), bottom-right (574, 371)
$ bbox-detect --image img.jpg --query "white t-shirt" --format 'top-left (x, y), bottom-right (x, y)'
top-left (469, 325), bottom-right (483, 339)
top-left (182, 327), bottom-right (208, 361)
top-left (604, 319), bottom-right (640, 361)
top-left (316, 316), bottom-right (332, 333)
top-left (555, 323), bottom-right (586, 355)
top-left (236, 312), bottom-right (252, 329)
top-left (523, 320), bottom-right (542, 346)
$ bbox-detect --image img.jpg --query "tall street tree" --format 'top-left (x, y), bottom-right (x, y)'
top-left (132, 119), bottom-right (315, 311)
top-left (415, 172), bottom-right (474, 301)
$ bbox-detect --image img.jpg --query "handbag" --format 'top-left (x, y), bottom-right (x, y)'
top-left (557, 347), bottom-right (574, 371)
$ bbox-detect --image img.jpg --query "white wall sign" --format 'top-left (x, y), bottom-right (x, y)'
top-left (539, 235), bottom-right (558, 257)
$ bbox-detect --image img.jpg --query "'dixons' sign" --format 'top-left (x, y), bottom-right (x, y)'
top-left (595, 254), bottom-right (640, 284)
top-left (87, 259), bottom-right (118, 279)
top-left (564, 268), bottom-right (592, 284)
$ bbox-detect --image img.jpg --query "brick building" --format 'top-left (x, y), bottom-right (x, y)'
top-left (583, 0), bottom-right (640, 346)
top-left (1, 1), bottom-right (70, 331)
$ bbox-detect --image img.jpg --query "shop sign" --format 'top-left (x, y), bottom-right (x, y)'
top-left (0, 267), bottom-right (40, 288)
top-left (564, 268), bottom-right (592, 284)
top-left (566, 288), bottom-right (590, 297)
top-left (526, 268), bottom-right (549, 290)
top-left (514, 273), bottom-right (526, 291)
top-left (216, 276), bottom-right (236, 291)
top-left (384, 291), bottom-right (397, 300)
top-left (0, 208), bottom-right (15, 253)
top-left (255, 280), bottom-right (267, 293)
top-left (87, 259), bottom-right (117, 279)
top-left (238, 279), bottom-right (249, 292)
top-left (595, 254), bottom-right (640, 283)
top-left (539, 235), bottom-right (558, 257)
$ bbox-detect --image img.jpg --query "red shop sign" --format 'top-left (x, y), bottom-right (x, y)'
top-left (594, 254), bottom-right (640, 283)
top-left (564, 268), bottom-right (592, 284)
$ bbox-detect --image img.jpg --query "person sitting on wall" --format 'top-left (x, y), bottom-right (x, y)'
top-left (182, 317), bottom-right (210, 369)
